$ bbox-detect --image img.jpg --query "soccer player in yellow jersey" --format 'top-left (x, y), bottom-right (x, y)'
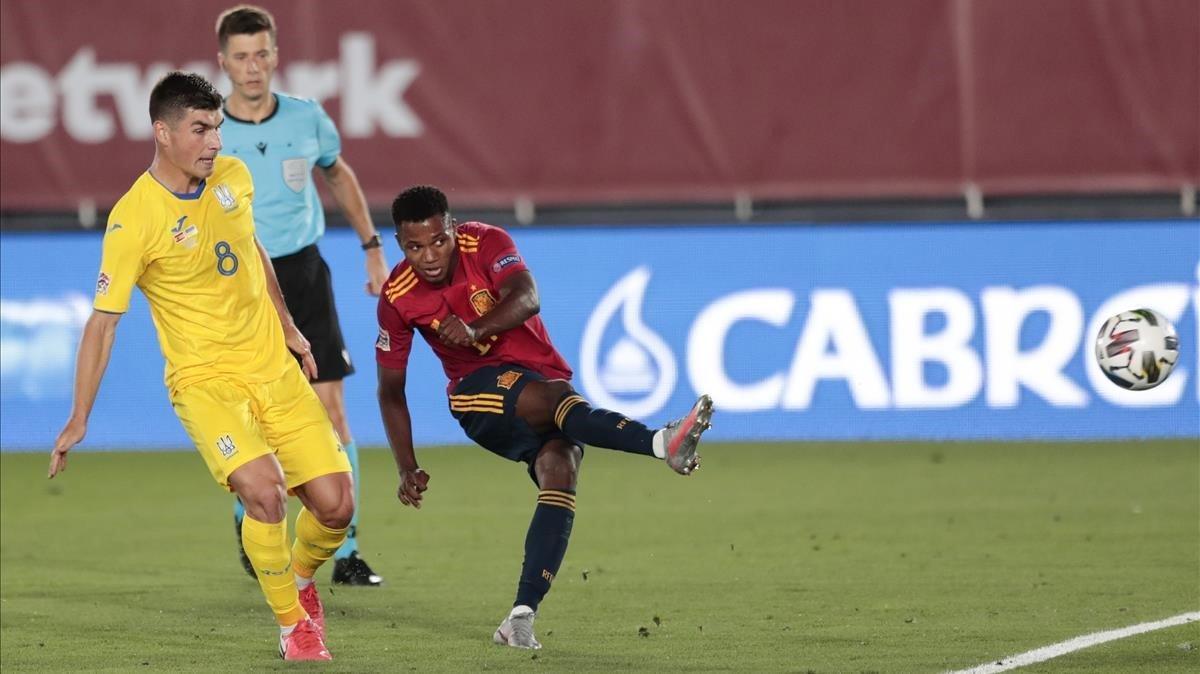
top-left (216, 5), bottom-right (387, 586)
top-left (48, 72), bottom-right (350, 662)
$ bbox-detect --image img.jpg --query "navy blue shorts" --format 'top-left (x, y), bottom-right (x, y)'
top-left (449, 364), bottom-right (581, 480)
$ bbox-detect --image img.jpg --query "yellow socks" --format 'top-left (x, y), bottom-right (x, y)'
top-left (291, 507), bottom-right (348, 581)
top-left (241, 508), bottom-right (347, 625)
top-left (241, 515), bottom-right (306, 626)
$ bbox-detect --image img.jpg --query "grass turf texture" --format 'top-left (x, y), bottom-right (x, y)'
top-left (1, 441), bottom-right (1197, 672)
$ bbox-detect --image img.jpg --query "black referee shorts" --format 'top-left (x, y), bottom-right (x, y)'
top-left (271, 244), bottom-right (355, 383)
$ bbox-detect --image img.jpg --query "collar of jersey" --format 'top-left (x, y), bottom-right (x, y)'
top-left (223, 93), bottom-right (280, 125)
top-left (148, 171), bottom-right (207, 200)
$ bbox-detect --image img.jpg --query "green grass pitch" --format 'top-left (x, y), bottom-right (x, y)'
top-left (2, 441), bottom-right (1197, 672)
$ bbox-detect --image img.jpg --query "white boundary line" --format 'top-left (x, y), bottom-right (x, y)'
top-left (947, 611), bottom-right (1200, 674)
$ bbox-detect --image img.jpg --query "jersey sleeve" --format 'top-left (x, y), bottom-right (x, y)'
top-left (376, 294), bottom-right (414, 371)
top-left (480, 226), bottom-right (528, 286)
top-left (313, 101), bottom-right (341, 169)
top-left (93, 207), bottom-right (146, 313)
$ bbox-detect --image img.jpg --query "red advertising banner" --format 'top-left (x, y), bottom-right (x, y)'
top-left (1, 0), bottom-right (1196, 211)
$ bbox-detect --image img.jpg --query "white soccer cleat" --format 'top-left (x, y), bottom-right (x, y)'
top-left (493, 605), bottom-right (542, 649)
top-left (661, 394), bottom-right (714, 475)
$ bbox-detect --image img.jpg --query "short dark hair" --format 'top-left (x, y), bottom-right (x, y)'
top-left (392, 186), bottom-right (450, 226)
top-left (215, 4), bottom-right (276, 51)
top-left (148, 72), bottom-right (222, 124)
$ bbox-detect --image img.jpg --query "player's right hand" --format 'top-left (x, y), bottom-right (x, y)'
top-left (49, 418), bottom-right (86, 478)
top-left (283, 325), bottom-right (319, 380)
top-left (436, 314), bottom-right (477, 348)
top-left (397, 468), bottom-right (430, 509)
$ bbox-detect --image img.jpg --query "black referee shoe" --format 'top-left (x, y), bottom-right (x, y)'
top-left (233, 515), bottom-right (256, 580)
top-left (332, 551), bottom-right (383, 586)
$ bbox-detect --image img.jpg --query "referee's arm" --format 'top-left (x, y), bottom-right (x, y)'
top-left (320, 157), bottom-right (390, 295)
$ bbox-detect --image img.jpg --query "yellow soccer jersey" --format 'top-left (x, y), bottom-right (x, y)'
top-left (95, 156), bottom-right (295, 392)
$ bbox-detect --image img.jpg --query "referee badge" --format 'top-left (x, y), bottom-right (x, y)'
top-left (282, 158), bottom-right (307, 193)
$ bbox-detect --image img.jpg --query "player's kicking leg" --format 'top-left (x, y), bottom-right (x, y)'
top-left (517, 381), bottom-right (714, 475)
top-left (494, 437), bottom-right (581, 650)
top-left (229, 455), bottom-right (331, 661)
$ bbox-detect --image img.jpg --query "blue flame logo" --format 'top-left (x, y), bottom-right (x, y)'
top-left (579, 267), bottom-right (677, 418)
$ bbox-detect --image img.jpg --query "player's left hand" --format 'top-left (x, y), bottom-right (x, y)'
top-left (437, 314), bottom-right (478, 348)
top-left (285, 325), bottom-right (320, 380)
top-left (398, 468), bottom-right (430, 509)
top-left (364, 248), bottom-right (389, 296)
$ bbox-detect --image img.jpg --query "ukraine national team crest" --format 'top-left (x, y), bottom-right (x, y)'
top-left (470, 288), bottom-right (497, 317)
top-left (171, 215), bottom-right (199, 249)
top-left (496, 370), bottom-right (523, 390)
top-left (95, 271), bottom-right (111, 296)
top-left (216, 434), bottom-right (237, 459)
top-left (212, 183), bottom-right (237, 212)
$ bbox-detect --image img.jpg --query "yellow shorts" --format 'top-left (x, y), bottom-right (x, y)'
top-left (171, 365), bottom-right (351, 491)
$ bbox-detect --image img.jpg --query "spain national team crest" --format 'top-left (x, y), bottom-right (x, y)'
top-left (171, 215), bottom-right (199, 249)
top-left (470, 288), bottom-right (497, 317)
top-left (496, 370), bottom-right (523, 390)
top-left (212, 183), bottom-right (237, 212)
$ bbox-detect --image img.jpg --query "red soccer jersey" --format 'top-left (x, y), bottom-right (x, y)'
top-left (375, 221), bottom-right (573, 386)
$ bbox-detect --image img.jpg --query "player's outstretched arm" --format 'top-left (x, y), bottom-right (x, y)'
top-left (49, 310), bottom-right (122, 478)
top-left (377, 365), bottom-right (429, 508)
top-left (319, 158), bottom-right (389, 296)
top-left (254, 237), bottom-right (318, 379)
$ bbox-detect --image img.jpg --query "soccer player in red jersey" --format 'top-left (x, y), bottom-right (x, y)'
top-left (377, 185), bottom-right (713, 649)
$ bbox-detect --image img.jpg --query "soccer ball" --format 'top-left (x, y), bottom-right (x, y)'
top-left (1094, 309), bottom-right (1179, 391)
